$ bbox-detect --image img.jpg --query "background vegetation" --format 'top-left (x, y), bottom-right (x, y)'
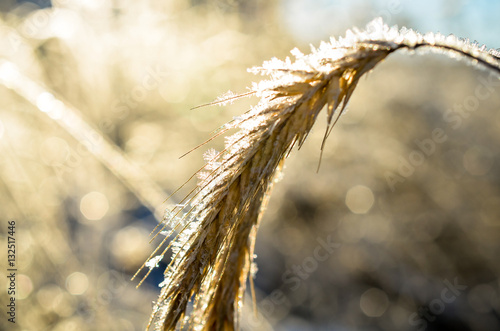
top-left (0, 1), bottom-right (499, 330)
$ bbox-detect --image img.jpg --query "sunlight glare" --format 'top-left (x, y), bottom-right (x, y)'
top-left (50, 10), bottom-right (78, 40)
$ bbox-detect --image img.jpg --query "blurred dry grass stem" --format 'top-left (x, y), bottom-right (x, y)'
top-left (0, 59), bottom-right (167, 220)
top-left (131, 18), bottom-right (500, 330)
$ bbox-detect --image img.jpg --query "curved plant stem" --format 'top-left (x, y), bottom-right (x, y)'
top-left (139, 18), bottom-right (499, 331)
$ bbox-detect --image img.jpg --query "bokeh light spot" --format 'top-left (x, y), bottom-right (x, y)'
top-left (18, 274), bottom-right (34, 299)
top-left (345, 185), bottom-right (375, 214)
top-left (36, 92), bottom-right (55, 113)
top-left (0, 61), bottom-right (18, 86)
top-left (360, 288), bottom-right (389, 317)
top-left (111, 226), bottom-right (150, 270)
top-left (50, 10), bottom-right (78, 40)
top-left (66, 272), bottom-right (89, 295)
top-left (36, 284), bottom-right (62, 310)
top-left (80, 191), bottom-right (109, 221)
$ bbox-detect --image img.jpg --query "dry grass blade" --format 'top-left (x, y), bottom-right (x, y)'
top-left (0, 60), bottom-right (167, 221)
top-left (138, 18), bottom-right (500, 330)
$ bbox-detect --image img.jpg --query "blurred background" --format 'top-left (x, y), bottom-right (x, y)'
top-left (0, 0), bottom-right (499, 330)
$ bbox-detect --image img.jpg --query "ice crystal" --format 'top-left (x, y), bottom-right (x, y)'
top-left (145, 255), bottom-right (163, 270)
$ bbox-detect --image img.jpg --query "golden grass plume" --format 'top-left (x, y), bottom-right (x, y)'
top-left (134, 18), bottom-right (500, 330)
